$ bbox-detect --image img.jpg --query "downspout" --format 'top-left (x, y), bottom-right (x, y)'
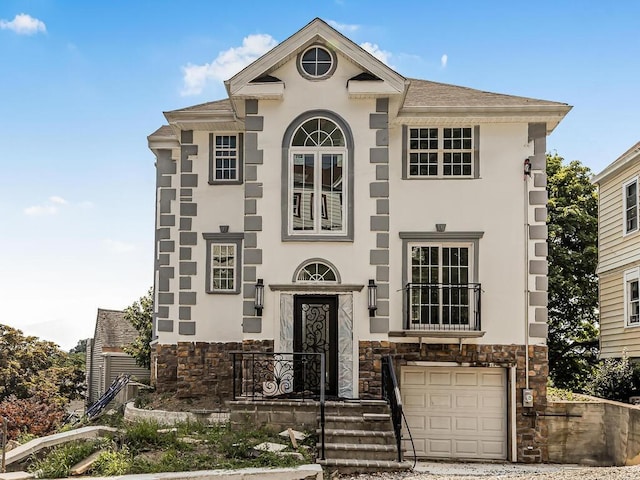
top-left (524, 163), bottom-right (530, 390)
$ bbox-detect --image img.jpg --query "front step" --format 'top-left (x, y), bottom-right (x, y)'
top-left (317, 458), bottom-right (412, 474)
top-left (320, 442), bottom-right (398, 461)
top-left (316, 401), bottom-right (407, 472)
top-left (319, 428), bottom-right (395, 445)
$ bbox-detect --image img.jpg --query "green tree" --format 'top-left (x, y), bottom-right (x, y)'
top-left (547, 153), bottom-right (599, 391)
top-left (69, 338), bottom-right (88, 354)
top-left (0, 324), bottom-right (85, 402)
top-left (124, 288), bottom-right (154, 369)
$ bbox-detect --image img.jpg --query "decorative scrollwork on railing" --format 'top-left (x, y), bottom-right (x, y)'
top-left (232, 352), bottom-right (324, 400)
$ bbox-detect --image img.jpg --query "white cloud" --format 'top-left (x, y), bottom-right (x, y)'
top-left (24, 196), bottom-right (68, 216)
top-left (441, 54), bottom-right (448, 68)
top-left (50, 196), bottom-right (67, 205)
top-left (0, 13), bottom-right (46, 35)
top-left (181, 33), bottom-right (278, 96)
top-left (360, 42), bottom-right (392, 66)
top-left (327, 20), bottom-right (360, 33)
top-left (104, 239), bottom-right (135, 254)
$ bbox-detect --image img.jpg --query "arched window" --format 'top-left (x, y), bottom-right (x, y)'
top-left (289, 117), bottom-right (347, 235)
top-left (294, 259), bottom-right (340, 283)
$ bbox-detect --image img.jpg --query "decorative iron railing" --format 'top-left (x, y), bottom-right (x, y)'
top-left (230, 351), bottom-right (326, 459)
top-left (381, 355), bottom-right (403, 462)
top-left (404, 283), bottom-right (482, 331)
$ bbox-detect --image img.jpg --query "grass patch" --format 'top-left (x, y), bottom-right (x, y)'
top-left (28, 420), bottom-right (315, 478)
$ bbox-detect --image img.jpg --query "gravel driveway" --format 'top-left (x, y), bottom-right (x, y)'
top-left (336, 462), bottom-right (640, 480)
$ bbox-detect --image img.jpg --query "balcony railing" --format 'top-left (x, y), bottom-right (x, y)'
top-left (404, 283), bottom-right (481, 331)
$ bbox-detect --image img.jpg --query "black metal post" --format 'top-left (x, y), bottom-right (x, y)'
top-left (320, 353), bottom-right (326, 460)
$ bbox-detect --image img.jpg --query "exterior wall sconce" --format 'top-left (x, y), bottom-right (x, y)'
top-left (524, 159), bottom-right (532, 177)
top-left (368, 279), bottom-right (377, 317)
top-left (436, 223), bottom-right (446, 232)
top-left (255, 279), bottom-right (264, 316)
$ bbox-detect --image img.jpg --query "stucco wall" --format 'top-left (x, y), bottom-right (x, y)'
top-left (547, 399), bottom-right (640, 466)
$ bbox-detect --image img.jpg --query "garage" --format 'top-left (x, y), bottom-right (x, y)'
top-left (401, 366), bottom-right (508, 460)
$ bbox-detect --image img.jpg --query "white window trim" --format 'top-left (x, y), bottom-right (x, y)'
top-left (288, 146), bottom-right (348, 237)
top-left (407, 127), bottom-right (475, 179)
top-left (209, 132), bottom-right (243, 185)
top-left (624, 267), bottom-right (640, 327)
top-left (407, 241), bottom-right (475, 325)
top-left (203, 233), bottom-right (243, 294)
top-left (622, 176), bottom-right (639, 236)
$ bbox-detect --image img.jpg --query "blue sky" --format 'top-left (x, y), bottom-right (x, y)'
top-left (1, 1), bottom-right (638, 350)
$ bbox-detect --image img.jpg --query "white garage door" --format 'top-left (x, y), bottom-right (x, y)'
top-left (401, 366), bottom-right (507, 460)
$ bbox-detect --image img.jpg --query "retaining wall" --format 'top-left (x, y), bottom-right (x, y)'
top-left (547, 399), bottom-right (640, 465)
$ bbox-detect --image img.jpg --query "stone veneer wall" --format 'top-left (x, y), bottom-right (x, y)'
top-left (154, 340), bottom-right (273, 404)
top-left (358, 341), bottom-right (548, 463)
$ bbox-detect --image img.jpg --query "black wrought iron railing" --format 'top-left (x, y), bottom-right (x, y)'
top-left (381, 355), bottom-right (403, 462)
top-left (231, 351), bottom-right (326, 459)
top-left (404, 283), bottom-right (482, 331)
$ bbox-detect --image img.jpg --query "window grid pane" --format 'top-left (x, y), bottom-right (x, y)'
top-left (630, 279), bottom-right (640, 325)
top-left (215, 135), bottom-right (237, 181)
top-left (408, 127), bottom-right (473, 178)
top-left (211, 244), bottom-right (235, 291)
top-left (410, 245), bottom-right (470, 326)
top-left (626, 181), bottom-right (638, 233)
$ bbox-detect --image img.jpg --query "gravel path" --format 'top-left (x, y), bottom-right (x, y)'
top-left (336, 463), bottom-right (640, 480)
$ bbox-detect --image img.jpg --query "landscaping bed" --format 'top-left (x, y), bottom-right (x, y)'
top-left (19, 419), bottom-right (315, 478)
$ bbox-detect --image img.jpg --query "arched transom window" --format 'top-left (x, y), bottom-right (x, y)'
top-left (289, 117), bottom-right (347, 235)
top-left (295, 261), bottom-right (339, 283)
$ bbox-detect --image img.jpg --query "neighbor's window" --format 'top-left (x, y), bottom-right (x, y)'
top-left (407, 127), bottom-right (475, 178)
top-left (209, 133), bottom-right (243, 184)
top-left (289, 117), bottom-right (346, 235)
top-left (624, 178), bottom-right (638, 234)
top-left (625, 268), bottom-right (640, 327)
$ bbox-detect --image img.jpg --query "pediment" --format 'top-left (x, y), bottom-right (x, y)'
top-left (224, 18), bottom-right (407, 100)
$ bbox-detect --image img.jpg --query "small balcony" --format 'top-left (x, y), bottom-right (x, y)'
top-left (391, 283), bottom-right (483, 339)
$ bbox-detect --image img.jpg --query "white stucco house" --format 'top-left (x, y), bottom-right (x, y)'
top-left (147, 18), bottom-right (571, 463)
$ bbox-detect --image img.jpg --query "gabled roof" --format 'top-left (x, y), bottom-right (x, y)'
top-left (93, 308), bottom-right (137, 350)
top-left (592, 141), bottom-right (640, 185)
top-left (225, 17), bottom-right (407, 98)
top-left (404, 79), bottom-right (567, 108)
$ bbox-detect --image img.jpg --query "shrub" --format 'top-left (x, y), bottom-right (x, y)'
top-left (28, 440), bottom-right (98, 478)
top-left (0, 395), bottom-right (66, 440)
top-left (92, 447), bottom-right (133, 476)
top-left (586, 352), bottom-right (640, 402)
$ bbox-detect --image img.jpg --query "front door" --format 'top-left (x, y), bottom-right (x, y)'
top-left (293, 295), bottom-right (338, 397)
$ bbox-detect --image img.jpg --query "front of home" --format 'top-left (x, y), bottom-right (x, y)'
top-left (147, 18), bottom-right (570, 462)
top-left (593, 142), bottom-right (640, 359)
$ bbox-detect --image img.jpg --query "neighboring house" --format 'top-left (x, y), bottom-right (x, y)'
top-left (86, 308), bottom-right (150, 404)
top-left (147, 18), bottom-right (571, 462)
top-left (593, 142), bottom-right (640, 359)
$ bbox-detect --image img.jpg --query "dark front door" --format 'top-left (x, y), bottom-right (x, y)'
top-left (293, 295), bottom-right (338, 397)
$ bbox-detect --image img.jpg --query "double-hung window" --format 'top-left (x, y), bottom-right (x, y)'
top-left (209, 133), bottom-right (243, 184)
top-left (203, 233), bottom-right (243, 294)
top-left (405, 127), bottom-right (476, 178)
top-left (288, 117), bottom-right (347, 236)
top-left (624, 268), bottom-right (640, 327)
top-left (623, 177), bottom-right (638, 234)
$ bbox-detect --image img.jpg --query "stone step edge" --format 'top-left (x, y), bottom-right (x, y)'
top-left (317, 458), bottom-right (412, 469)
top-left (320, 414), bottom-right (391, 422)
top-left (317, 443), bottom-right (397, 452)
top-left (317, 428), bottom-right (395, 437)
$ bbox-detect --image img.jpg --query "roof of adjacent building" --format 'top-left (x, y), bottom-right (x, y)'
top-left (93, 308), bottom-right (137, 349)
top-left (592, 141), bottom-right (640, 185)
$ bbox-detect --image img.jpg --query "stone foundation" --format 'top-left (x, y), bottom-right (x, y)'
top-left (154, 340), bottom-right (274, 402)
top-left (358, 341), bottom-right (548, 463)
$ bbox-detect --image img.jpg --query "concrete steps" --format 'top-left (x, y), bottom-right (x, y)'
top-left (316, 400), bottom-right (409, 473)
